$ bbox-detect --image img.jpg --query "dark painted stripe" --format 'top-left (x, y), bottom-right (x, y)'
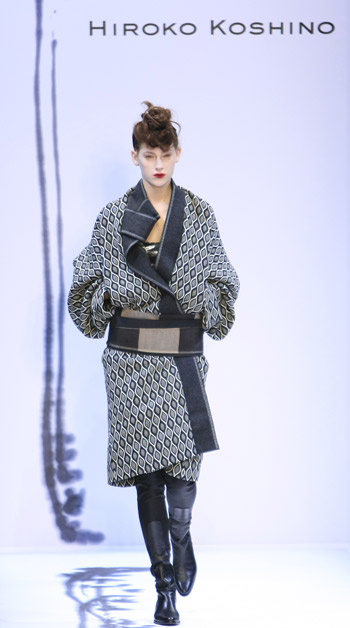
top-left (51, 38), bottom-right (66, 469)
top-left (34, 0), bottom-right (58, 531)
top-left (34, 0), bottom-right (103, 544)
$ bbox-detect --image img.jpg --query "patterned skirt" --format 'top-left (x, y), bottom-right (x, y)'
top-left (116, 454), bottom-right (203, 487)
top-left (102, 348), bottom-right (208, 487)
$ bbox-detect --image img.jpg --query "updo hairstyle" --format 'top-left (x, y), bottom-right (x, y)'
top-left (132, 101), bottom-right (180, 151)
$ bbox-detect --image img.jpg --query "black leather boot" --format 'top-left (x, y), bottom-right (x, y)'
top-left (169, 507), bottom-right (197, 596)
top-left (146, 521), bottom-right (180, 626)
top-left (152, 561), bottom-right (180, 626)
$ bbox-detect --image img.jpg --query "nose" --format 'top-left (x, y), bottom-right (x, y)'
top-left (155, 157), bottom-right (163, 170)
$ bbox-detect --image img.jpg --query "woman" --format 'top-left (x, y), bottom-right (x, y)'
top-left (68, 102), bottom-right (240, 625)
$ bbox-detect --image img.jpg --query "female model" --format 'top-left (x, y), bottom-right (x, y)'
top-left (68, 102), bottom-right (240, 625)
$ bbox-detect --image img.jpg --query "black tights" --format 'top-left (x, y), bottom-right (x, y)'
top-left (135, 470), bottom-right (196, 552)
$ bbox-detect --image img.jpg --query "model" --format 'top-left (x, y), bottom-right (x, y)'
top-left (68, 102), bottom-right (240, 625)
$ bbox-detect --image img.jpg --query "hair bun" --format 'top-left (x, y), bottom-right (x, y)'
top-left (141, 102), bottom-right (172, 131)
top-left (132, 101), bottom-right (180, 151)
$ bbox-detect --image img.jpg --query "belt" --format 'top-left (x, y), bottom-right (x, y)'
top-left (107, 309), bottom-right (203, 356)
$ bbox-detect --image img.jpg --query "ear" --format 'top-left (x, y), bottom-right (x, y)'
top-left (131, 150), bottom-right (139, 166)
top-left (175, 147), bottom-right (182, 162)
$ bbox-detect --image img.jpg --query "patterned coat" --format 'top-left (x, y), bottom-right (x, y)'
top-left (68, 180), bottom-right (239, 486)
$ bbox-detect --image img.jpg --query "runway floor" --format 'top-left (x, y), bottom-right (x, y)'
top-left (0, 546), bottom-right (349, 627)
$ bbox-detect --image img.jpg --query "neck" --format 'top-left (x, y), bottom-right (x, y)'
top-left (142, 179), bottom-right (172, 206)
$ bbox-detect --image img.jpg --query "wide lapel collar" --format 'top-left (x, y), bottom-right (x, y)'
top-left (155, 181), bottom-right (186, 283)
top-left (121, 179), bottom-right (159, 253)
top-left (121, 180), bottom-right (179, 300)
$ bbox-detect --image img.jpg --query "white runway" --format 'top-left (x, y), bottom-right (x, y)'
top-left (0, 546), bottom-right (349, 627)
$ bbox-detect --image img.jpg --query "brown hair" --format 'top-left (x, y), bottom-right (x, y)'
top-left (132, 101), bottom-right (180, 151)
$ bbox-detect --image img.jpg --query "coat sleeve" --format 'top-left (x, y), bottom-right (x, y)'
top-left (67, 211), bottom-right (116, 338)
top-left (202, 206), bottom-right (240, 340)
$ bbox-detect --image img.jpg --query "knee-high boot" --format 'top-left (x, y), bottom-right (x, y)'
top-left (165, 475), bottom-right (197, 597)
top-left (136, 472), bottom-right (180, 626)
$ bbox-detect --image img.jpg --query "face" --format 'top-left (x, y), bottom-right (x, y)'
top-left (131, 144), bottom-right (181, 190)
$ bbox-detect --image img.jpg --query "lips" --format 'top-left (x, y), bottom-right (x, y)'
top-left (154, 174), bottom-right (165, 178)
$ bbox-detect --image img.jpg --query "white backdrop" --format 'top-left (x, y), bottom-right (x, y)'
top-left (1, 0), bottom-right (349, 549)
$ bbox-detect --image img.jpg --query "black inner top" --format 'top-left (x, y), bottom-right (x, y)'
top-left (142, 241), bottom-right (160, 265)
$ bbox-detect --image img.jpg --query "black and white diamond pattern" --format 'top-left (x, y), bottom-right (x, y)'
top-left (68, 185), bottom-right (239, 486)
top-left (103, 349), bottom-right (207, 486)
top-left (173, 190), bottom-right (239, 339)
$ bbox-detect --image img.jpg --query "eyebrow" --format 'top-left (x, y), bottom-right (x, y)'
top-left (143, 149), bottom-right (172, 155)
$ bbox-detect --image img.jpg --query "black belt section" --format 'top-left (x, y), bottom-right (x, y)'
top-left (107, 311), bottom-right (204, 356)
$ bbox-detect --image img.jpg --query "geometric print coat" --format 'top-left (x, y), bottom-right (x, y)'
top-left (68, 179), bottom-right (240, 486)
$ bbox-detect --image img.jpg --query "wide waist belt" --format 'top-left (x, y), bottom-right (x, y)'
top-left (107, 309), bottom-right (203, 356)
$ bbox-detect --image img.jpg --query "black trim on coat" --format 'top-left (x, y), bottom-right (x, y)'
top-left (175, 356), bottom-right (219, 454)
top-left (120, 180), bottom-right (182, 309)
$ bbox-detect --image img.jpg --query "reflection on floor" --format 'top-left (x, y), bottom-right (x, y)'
top-left (63, 566), bottom-right (154, 628)
top-left (0, 546), bottom-right (349, 627)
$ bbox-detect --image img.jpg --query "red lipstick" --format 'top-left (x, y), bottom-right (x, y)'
top-left (154, 174), bottom-right (165, 178)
